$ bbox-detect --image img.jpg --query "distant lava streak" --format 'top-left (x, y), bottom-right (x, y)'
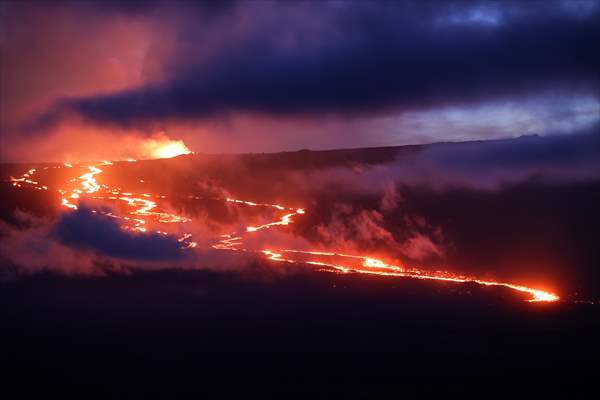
top-left (261, 250), bottom-right (558, 302)
top-left (8, 160), bottom-right (559, 303)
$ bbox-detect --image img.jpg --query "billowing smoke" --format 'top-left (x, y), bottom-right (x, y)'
top-left (2, 131), bottom-right (600, 297)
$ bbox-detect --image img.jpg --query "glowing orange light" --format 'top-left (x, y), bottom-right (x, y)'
top-left (7, 159), bottom-right (560, 304)
top-left (152, 141), bottom-right (191, 158)
top-left (140, 135), bottom-right (192, 159)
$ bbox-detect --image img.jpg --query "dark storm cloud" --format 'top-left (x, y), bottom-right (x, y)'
top-left (55, 206), bottom-right (184, 260)
top-left (35, 0), bottom-right (600, 128)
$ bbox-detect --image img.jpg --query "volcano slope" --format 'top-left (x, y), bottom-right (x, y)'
top-left (1, 133), bottom-right (600, 396)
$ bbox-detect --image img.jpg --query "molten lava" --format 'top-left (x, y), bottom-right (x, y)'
top-left (7, 157), bottom-right (560, 303)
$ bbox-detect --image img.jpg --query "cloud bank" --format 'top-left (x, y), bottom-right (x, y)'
top-left (1, 1), bottom-right (599, 160)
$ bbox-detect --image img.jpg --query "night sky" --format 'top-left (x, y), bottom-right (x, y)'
top-left (1, 0), bottom-right (599, 161)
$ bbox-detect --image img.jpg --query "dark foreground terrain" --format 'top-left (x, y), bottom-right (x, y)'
top-left (1, 268), bottom-right (598, 398)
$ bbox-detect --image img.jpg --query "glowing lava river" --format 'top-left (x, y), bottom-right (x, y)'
top-left (8, 160), bottom-right (559, 303)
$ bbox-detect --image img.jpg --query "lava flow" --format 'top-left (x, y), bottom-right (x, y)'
top-left (7, 156), bottom-right (559, 303)
top-left (260, 250), bottom-right (558, 302)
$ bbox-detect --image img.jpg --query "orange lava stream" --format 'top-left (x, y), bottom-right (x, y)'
top-left (260, 250), bottom-right (558, 302)
top-left (10, 161), bottom-right (193, 240)
top-left (214, 196), bottom-right (558, 302)
top-left (7, 162), bottom-right (559, 302)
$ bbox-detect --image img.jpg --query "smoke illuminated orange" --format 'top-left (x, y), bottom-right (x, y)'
top-left (8, 156), bottom-right (559, 303)
top-left (142, 135), bottom-right (192, 159)
top-left (152, 141), bottom-right (191, 159)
